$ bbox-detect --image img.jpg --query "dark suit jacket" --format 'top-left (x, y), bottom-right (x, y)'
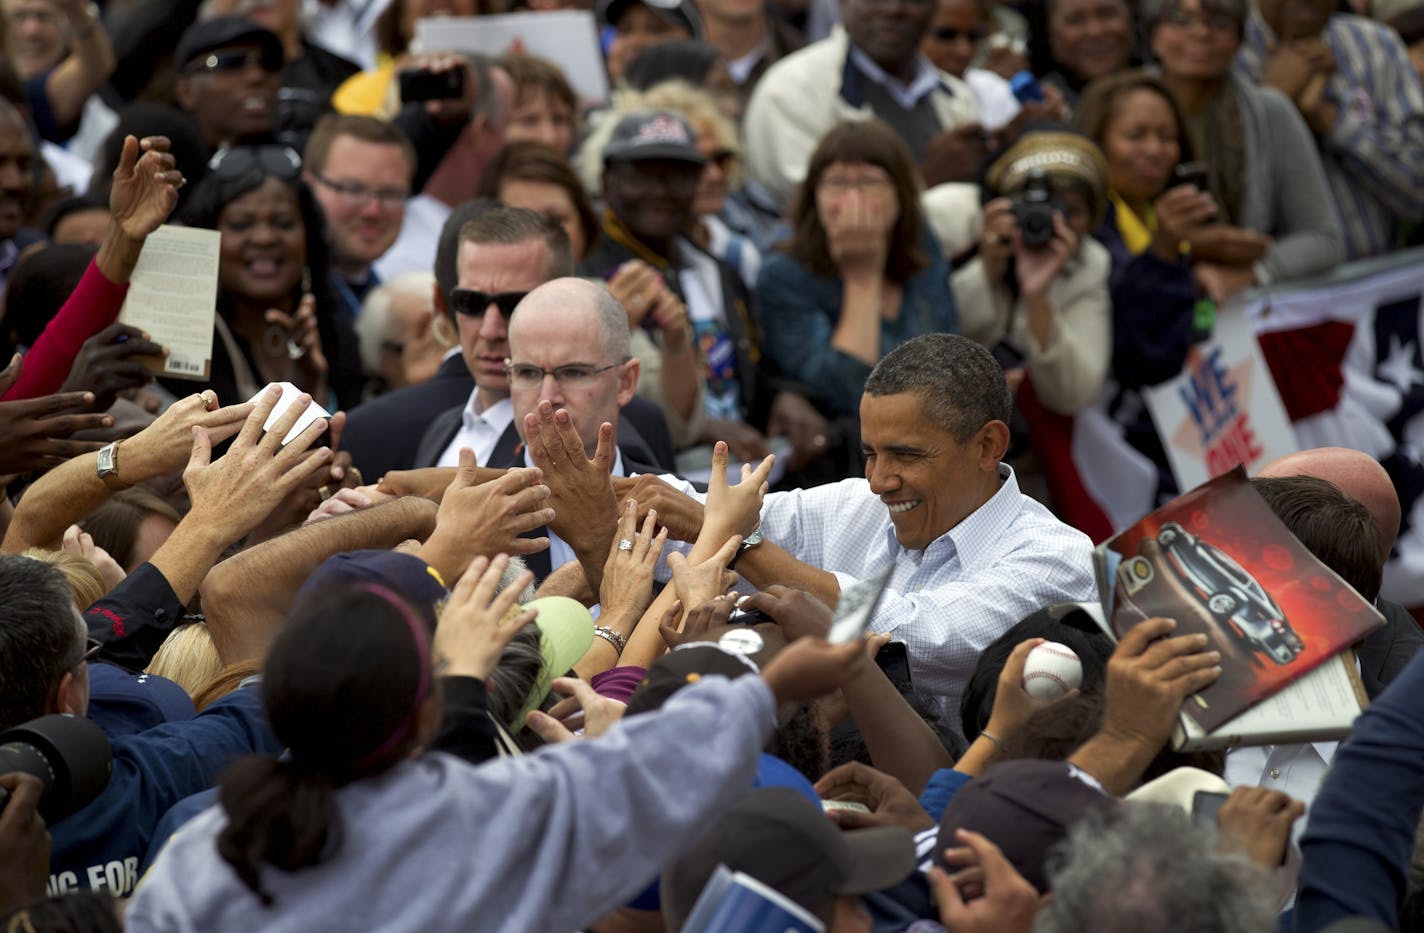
top-left (342, 354), bottom-right (475, 481)
top-left (1358, 598), bottom-right (1424, 699)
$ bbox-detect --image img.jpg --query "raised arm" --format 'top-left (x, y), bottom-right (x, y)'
top-left (42, 0), bottom-right (116, 133)
top-left (2, 135), bottom-right (182, 401)
top-left (201, 496), bottom-right (441, 668)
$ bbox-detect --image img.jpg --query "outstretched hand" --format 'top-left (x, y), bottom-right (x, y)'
top-left (0, 355), bottom-right (111, 474)
top-left (523, 400), bottom-right (619, 548)
top-left (700, 440), bottom-right (773, 546)
top-left (930, 830), bottom-right (1041, 933)
top-left (526, 676), bottom-right (627, 743)
top-left (434, 553), bottom-right (537, 679)
top-left (419, 448), bottom-right (553, 582)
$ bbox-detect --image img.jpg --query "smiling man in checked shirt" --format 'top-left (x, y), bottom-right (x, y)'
top-left (638, 334), bottom-right (1097, 739)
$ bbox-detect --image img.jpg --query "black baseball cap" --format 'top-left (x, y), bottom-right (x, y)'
top-left (176, 16), bottom-right (285, 72)
top-left (599, 0), bottom-right (703, 38)
top-left (602, 109), bottom-right (706, 166)
top-left (624, 643), bottom-right (759, 717)
top-left (661, 787), bottom-right (917, 929)
top-left (935, 759), bottom-right (1118, 891)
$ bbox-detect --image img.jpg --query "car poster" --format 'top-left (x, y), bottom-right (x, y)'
top-left (1101, 467), bottom-right (1383, 732)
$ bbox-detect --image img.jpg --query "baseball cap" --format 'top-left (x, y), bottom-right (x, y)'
top-left (598, 0), bottom-right (703, 38)
top-left (661, 787), bottom-right (917, 930)
top-left (295, 550), bottom-right (449, 633)
top-left (602, 110), bottom-right (707, 166)
top-left (935, 759), bottom-right (1118, 891)
top-left (176, 16), bottom-right (285, 72)
top-left (624, 643), bottom-right (760, 717)
top-left (513, 596), bottom-right (595, 728)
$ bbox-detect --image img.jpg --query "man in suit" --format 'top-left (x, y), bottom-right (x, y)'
top-left (342, 201), bottom-right (676, 480)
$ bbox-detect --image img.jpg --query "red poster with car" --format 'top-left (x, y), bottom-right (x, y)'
top-left (1100, 468), bottom-right (1384, 733)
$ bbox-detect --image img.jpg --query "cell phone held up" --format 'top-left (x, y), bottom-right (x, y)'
top-left (398, 67), bottom-right (466, 103)
top-left (1173, 161), bottom-right (1211, 194)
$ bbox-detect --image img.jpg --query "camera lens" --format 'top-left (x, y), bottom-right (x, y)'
top-left (0, 714), bottom-right (113, 824)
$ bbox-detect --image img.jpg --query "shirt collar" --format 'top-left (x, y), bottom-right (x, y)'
top-left (463, 392), bottom-right (511, 424)
top-left (881, 463), bottom-right (1021, 570)
top-left (845, 45), bottom-right (949, 109)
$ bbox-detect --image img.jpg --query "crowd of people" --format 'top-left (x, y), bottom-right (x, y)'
top-left (0, 0), bottom-right (1422, 928)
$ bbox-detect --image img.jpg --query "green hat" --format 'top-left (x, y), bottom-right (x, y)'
top-left (512, 596), bottom-right (595, 729)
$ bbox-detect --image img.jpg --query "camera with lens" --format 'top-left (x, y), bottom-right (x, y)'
top-left (1010, 169), bottom-right (1064, 248)
top-left (0, 714), bottom-right (112, 823)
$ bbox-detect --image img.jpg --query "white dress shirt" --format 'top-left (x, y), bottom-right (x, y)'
top-left (437, 394), bottom-right (514, 468)
top-left (659, 464), bottom-right (1097, 735)
top-left (373, 194), bottom-right (448, 282)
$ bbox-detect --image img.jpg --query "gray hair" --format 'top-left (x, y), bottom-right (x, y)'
top-left (863, 334), bottom-right (1011, 443)
top-left (0, 555), bottom-right (87, 731)
top-left (1036, 805), bottom-right (1274, 933)
top-left (1139, 0), bottom-right (1248, 37)
top-left (355, 271), bottom-right (436, 377)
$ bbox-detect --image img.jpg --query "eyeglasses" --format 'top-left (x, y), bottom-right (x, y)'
top-left (85, 638), bottom-right (104, 660)
top-left (310, 173), bottom-right (409, 210)
top-left (209, 145), bottom-right (302, 181)
top-left (449, 288), bottom-right (529, 318)
top-left (930, 25), bottom-right (988, 41)
top-left (504, 361), bottom-right (623, 388)
top-left (185, 45), bottom-right (284, 76)
top-left (707, 149), bottom-right (736, 171)
top-left (1161, 6), bottom-right (1238, 31)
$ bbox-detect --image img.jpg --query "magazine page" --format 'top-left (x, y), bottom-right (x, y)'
top-left (1103, 468), bottom-right (1383, 732)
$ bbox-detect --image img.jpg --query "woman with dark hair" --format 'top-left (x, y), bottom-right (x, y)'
top-left (178, 145), bottom-right (364, 408)
top-left (756, 120), bottom-right (956, 418)
top-left (477, 141), bottom-right (598, 262)
top-left (1023, 0), bottom-right (1136, 107)
top-left (1140, 0), bottom-right (1340, 298)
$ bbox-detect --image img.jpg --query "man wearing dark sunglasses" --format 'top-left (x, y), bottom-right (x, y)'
top-left (173, 16), bottom-right (284, 149)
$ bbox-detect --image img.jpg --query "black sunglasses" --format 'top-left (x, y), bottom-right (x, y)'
top-left (208, 145), bottom-right (302, 181)
top-left (449, 288), bottom-right (529, 318)
top-left (186, 45), bottom-right (284, 76)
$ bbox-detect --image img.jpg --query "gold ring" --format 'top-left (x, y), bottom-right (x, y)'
top-left (347, 467), bottom-right (363, 486)
top-left (813, 434), bottom-right (827, 447)
top-left (318, 485), bottom-right (334, 501)
top-left (199, 390), bottom-right (218, 411)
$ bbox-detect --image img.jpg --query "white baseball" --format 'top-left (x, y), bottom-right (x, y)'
top-left (1022, 642), bottom-right (1083, 701)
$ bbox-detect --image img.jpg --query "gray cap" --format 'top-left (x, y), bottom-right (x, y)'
top-left (602, 109), bottom-right (706, 166)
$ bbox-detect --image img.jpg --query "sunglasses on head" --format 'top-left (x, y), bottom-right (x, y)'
top-left (208, 145), bottom-right (302, 181)
top-left (186, 45), bottom-right (284, 76)
top-left (449, 288), bottom-right (529, 318)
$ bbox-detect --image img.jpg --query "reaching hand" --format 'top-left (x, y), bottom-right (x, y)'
top-left (760, 634), bottom-right (868, 705)
top-left (62, 524), bottom-right (125, 592)
top-left (108, 135), bottom-right (182, 242)
top-left (930, 830), bottom-right (1041, 933)
top-left (815, 761), bottom-right (936, 833)
top-left (182, 386), bottom-right (333, 540)
top-left (526, 676), bottom-right (627, 743)
top-left (126, 389), bottom-right (255, 479)
top-left (422, 449), bottom-right (553, 579)
top-left (57, 323), bottom-right (164, 411)
top-left (433, 553), bottom-right (537, 679)
top-left (613, 474), bottom-right (704, 542)
top-left (303, 485), bottom-right (388, 524)
top-left (982, 638), bottom-right (1061, 743)
top-left (659, 593), bottom-right (737, 649)
top-left (379, 467), bottom-right (461, 502)
top-left (667, 534), bottom-right (741, 612)
top-left (0, 355), bottom-right (111, 473)
top-left (265, 294), bottom-right (328, 399)
top-left (738, 584), bottom-right (833, 641)
top-left (1100, 617), bottom-right (1221, 753)
top-left (701, 440), bottom-right (774, 545)
top-left (600, 499), bottom-right (667, 622)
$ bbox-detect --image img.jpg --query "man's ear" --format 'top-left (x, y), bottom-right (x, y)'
top-left (52, 670), bottom-right (81, 716)
top-left (616, 357), bottom-right (641, 407)
top-left (979, 420), bottom-right (1011, 468)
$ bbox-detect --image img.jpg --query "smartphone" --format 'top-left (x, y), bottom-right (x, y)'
top-left (1191, 790), bottom-right (1229, 828)
top-left (1173, 161), bottom-right (1211, 193)
top-left (875, 641), bottom-right (913, 692)
top-left (398, 67), bottom-right (466, 103)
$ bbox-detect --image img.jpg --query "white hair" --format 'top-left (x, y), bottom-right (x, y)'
top-left (355, 271), bottom-right (436, 377)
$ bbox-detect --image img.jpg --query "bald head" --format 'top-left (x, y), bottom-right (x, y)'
top-left (507, 277), bottom-right (638, 458)
top-left (1259, 448), bottom-right (1401, 558)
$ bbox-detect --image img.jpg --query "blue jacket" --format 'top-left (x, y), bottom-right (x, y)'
top-left (47, 687), bottom-right (280, 899)
top-left (756, 235), bottom-right (957, 418)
